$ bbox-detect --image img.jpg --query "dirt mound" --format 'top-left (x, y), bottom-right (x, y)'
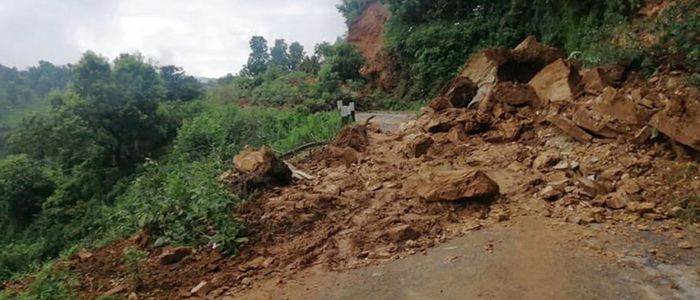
top-left (332, 122), bottom-right (371, 152)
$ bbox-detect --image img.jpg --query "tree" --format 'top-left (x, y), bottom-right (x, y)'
top-left (299, 55), bottom-right (321, 74)
top-left (324, 42), bottom-right (365, 81)
top-left (159, 65), bottom-right (204, 102)
top-left (270, 39), bottom-right (290, 70)
top-left (288, 42), bottom-right (305, 71)
top-left (314, 42), bottom-right (334, 62)
top-left (70, 52), bottom-right (171, 170)
top-left (243, 36), bottom-right (270, 76)
top-left (0, 154), bottom-right (55, 229)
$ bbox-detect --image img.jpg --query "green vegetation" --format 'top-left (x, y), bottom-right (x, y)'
top-left (211, 36), bottom-right (365, 110)
top-left (380, 0), bottom-right (648, 99)
top-left (0, 61), bottom-right (72, 128)
top-left (675, 194), bottom-right (700, 224)
top-left (123, 247), bottom-right (148, 291)
top-left (0, 47), bottom-right (341, 289)
top-left (338, 0), bottom-right (699, 99)
top-left (0, 262), bottom-right (78, 300)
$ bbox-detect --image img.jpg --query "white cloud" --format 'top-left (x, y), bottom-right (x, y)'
top-left (0, 0), bottom-right (347, 77)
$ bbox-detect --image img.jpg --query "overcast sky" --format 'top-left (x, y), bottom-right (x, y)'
top-left (0, 0), bottom-right (347, 78)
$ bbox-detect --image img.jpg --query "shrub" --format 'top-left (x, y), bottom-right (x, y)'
top-left (0, 262), bottom-right (78, 300)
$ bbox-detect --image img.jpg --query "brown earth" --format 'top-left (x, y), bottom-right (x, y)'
top-left (14, 38), bottom-right (700, 300)
top-left (347, 1), bottom-right (394, 90)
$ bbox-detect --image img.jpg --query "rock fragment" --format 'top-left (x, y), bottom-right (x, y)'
top-left (489, 82), bottom-right (541, 107)
top-left (548, 115), bottom-right (593, 143)
top-left (649, 93), bottom-right (700, 151)
top-left (404, 134), bottom-right (434, 158)
top-left (529, 59), bottom-right (581, 103)
top-left (429, 77), bottom-right (478, 111)
top-left (412, 170), bottom-right (500, 202)
top-left (158, 246), bottom-right (193, 265)
top-left (581, 67), bottom-right (613, 94)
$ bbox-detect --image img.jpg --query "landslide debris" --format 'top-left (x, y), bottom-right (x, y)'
top-left (222, 145), bottom-right (292, 191)
top-left (69, 36), bottom-right (700, 300)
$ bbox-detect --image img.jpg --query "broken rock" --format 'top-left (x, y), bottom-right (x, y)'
top-left (548, 115), bottom-right (593, 144)
top-left (412, 170), bottom-right (500, 202)
top-left (649, 92), bottom-right (700, 151)
top-left (581, 67), bottom-right (613, 94)
top-left (460, 48), bottom-right (513, 104)
top-left (158, 246), bottom-right (193, 265)
top-left (533, 151), bottom-right (562, 170)
top-left (512, 36), bottom-right (563, 65)
top-left (382, 224), bottom-right (420, 243)
top-left (404, 134), bottom-right (434, 158)
top-left (429, 77), bottom-right (478, 111)
top-left (529, 59), bottom-right (581, 103)
top-left (333, 123), bottom-right (370, 152)
top-left (232, 146), bottom-right (292, 187)
top-left (489, 82), bottom-right (542, 107)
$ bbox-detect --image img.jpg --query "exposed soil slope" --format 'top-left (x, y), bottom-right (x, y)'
top-left (347, 1), bottom-right (394, 90)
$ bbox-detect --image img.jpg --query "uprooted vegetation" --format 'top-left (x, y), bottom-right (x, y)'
top-left (30, 36), bottom-right (698, 299)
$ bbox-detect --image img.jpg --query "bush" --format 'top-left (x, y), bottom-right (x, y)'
top-left (0, 262), bottom-right (77, 300)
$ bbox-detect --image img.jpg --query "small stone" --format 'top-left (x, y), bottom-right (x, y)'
top-left (678, 242), bottom-right (693, 249)
top-left (383, 224), bottom-right (419, 243)
top-left (158, 246), bottom-right (192, 265)
top-left (552, 161), bottom-right (570, 170)
top-left (533, 151), bottom-right (561, 170)
top-left (496, 212), bottom-right (510, 222)
top-left (605, 197), bottom-right (627, 210)
top-left (241, 277), bottom-right (253, 286)
top-left (190, 281), bottom-right (212, 297)
top-left (540, 186), bottom-right (562, 201)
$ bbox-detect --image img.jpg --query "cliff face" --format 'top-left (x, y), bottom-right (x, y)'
top-left (347, 1), bottom-right (395, 90)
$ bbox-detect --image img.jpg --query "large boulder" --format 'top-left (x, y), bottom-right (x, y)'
top-left (649, 92), bottom-right (700, 151)
top-left (529, 59), bottom-right (581, 103)
top-left (232, 146), bottom-right (292, 188)
top-left (511, 36), bottom-right (565, 68)
top-left (572, 87), bottom-right (654, 139)
top-left (488, 82), bottom-right (542, 107)
top-left (460, 48), bottom-right (513, 105)
top-left (411, 170), bottom-right (500, 202)
top-left (581, 67), bottom-right (613, 94)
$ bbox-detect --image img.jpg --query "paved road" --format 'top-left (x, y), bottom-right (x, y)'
top-left (356, 111), bottom-right (417, 132)
top-left (237, 215), bottom-right (700, 300)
